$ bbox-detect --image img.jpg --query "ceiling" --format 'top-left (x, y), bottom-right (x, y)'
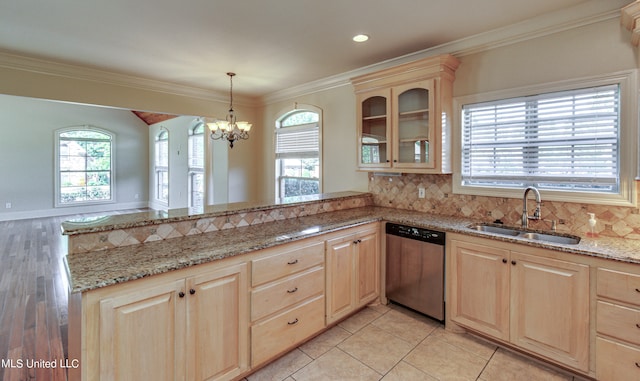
top-left (0, 0), bottom-right (608, 97)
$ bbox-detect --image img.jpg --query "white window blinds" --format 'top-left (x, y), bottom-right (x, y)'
top-left (461, 84), bottom-right (620, 193)
top-left (275, 122), bottom-right (319, 159)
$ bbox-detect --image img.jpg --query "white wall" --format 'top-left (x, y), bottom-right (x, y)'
top-left (0, 95), bottom-right (149, 220)
top-left (147, 116), bottom-right (231, 210)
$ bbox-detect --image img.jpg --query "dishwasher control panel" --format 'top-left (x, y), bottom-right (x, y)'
top-left (386, 223), bottom-right (445, 245)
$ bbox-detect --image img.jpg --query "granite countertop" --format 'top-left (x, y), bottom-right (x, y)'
top-left (60, 191), bottom-right (367, 236)
top-left (65, 206), bottom-right (640, 294)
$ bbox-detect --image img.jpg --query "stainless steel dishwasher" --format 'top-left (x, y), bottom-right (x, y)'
top-left (385, 223), bottom-right (445, 321)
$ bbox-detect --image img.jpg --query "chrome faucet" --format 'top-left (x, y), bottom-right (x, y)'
top-left (521, 186), bottom-right (541, 228)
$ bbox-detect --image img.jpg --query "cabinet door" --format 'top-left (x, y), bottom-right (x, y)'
top-left (356, 228), bottom-right (379, 306)
top-left (357, 89), bottom-right (391, 169)
top-left (187, 263), bottom-right (249, 381)
top-left (326, 235), bottom-right (355, 323)
top-left (510, 252), bottom-right (589, 372)
top-left (99, 279), bottom-right (186, 381)
top-left (449, 239), bottom-right (510, 340)
top-left (392, 80), bottom-right (435, 169)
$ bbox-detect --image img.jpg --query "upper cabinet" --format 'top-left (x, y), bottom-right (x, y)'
top-left (352, 54), bottom-right (460, 173)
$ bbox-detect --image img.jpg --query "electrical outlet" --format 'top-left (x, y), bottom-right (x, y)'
top-left (418, 188), bottom-right (426, 199)
top-left (5, 202), bottom-right (11, 209)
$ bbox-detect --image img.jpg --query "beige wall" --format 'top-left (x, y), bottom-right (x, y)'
top-left (454, 17), bottom-right (638, 97)
top-left (260, 86), bottom-right (369, 202)
top-left (0, 13), bottom-right (636, 211)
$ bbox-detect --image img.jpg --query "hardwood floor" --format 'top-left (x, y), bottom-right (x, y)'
top-left (0, 210), bottom-right (147, 381)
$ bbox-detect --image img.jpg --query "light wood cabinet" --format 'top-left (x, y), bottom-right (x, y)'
top-left (249, 240), bottom-right (326, 367)
top-left (510, 251), bottom-right (589, 371)
top-left (186, 264), bottom-right (249, 381)
top-left (99, 280), bottom-right (186, 381)
top-left (595, 268), bottom-right (640, 381)
top-left (326, 223), bottom-right (380, 324)
top-left (80, 260), bottom-right (249, 381)
top-left (449, 236), bottom-right (589, 372)
top-left (352, 54), bottom-right (459, 173)
top-left (449, 239), bottom-right (510, 340)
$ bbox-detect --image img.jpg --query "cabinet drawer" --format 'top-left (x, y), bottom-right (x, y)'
top-left (597, 268), bottom-right (640, 306)
top-left (596, 337), bottom-right (640, 381)
top-left (597, 301), bottom-right (640, 346)
top-left (251, 295), bottom-right (325, 366)
top-left (252, 242), bottom-right (324, 286)
top-left (251, 266), bottom-right (324, 321)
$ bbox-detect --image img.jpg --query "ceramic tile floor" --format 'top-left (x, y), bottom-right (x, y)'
top-left (245, 304), bottom-right (585, 381)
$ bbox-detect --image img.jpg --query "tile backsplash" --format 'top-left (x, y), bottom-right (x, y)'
top-left (369, 173), bottom-right (640, 240)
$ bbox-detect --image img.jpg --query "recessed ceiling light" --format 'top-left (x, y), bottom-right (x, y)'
top-left (353, 34), bottom-right (369, 43)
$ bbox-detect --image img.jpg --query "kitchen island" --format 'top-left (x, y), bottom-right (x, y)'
top-left (64, 191), bottom-right (640, 381)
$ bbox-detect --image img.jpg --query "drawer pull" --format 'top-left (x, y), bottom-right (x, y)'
top-left (287, 259), bottom-right (298, 265)
top-left (287, 318), bottom-right (299, 325)
top-left (287, 287), bottom-right (298, 294)
top-left (636, 362), bottom-right (640, 369)
top-left (636, 288), bottom-right (640, 293)
top-left (637, 323), bottom-right (640, 329)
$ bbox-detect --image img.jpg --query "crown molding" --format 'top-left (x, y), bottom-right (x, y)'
top-left (261, 0), bottom-right (628, 104)
top-left (0, 50), bottom-right (259, 107)
top-left (0, 0), bottom-right (628, 108)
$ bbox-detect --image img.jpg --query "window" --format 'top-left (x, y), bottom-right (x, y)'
top-left (454, 72), bottom-right (636, 206)
top-left (275, 107), bottom-right (321, 201)
top-left (188, 122), bottom-right (205, 208)
top-left (155, 130), bottom-right (169, 203)
top-left (56, 127), bottom-right (114, 206)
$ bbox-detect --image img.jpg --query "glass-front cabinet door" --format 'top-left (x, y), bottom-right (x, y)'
top-left (392, 80), bottom-right (435, 169)
top-left (357, 89), bottom-right (391, 168)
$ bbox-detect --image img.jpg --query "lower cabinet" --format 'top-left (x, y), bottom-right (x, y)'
top-left (71, 223), bottom-right (382, 381)
top-left (449, 236), bottom-right (590, 372)
top-left (326, 223), bottom-right (380, 324)
top-left (595, 268), bottom-right (640, 381)
top-left (249, 240), bottom-right (326, 367)
top-left (79, 261), bottom-right (249, 381)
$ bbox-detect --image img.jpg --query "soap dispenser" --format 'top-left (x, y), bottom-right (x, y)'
top-left (587, 213), bottom-right (598, 238)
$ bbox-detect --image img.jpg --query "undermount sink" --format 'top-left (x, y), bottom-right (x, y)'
top-left (468, 224), bottom-right (581, 245)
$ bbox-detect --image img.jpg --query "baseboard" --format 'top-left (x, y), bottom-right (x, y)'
top-left (0, 201), bottom-right (151, 222)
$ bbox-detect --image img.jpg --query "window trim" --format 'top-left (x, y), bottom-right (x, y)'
top-left (188, 122), bottom-right (205, 208)
top-left (452, 70), bottom-right (637, 206)
top-left (155, 129), bottom-right (169, 205)
top-left (54, 125), bottom-right (116, 207)
top-left (274, 104), bottom-right (323, 202)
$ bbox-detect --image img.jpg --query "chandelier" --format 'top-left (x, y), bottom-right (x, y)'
top-left (207, 72), bottom-right (251, 148)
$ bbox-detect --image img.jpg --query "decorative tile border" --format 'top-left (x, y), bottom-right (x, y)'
top-left (67, 194), bottom-right (373, 254)
top-left (369, 173), bottom-right (640, 240)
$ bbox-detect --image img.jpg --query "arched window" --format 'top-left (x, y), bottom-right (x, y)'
top-left (188, 122), bottom-right (205, 208)
top-left (56, 126), bottom-right (114, 206)
top-left (155, 130), bottom-right (169, 203)
top-left (275, 106), bottom-right (322, 201)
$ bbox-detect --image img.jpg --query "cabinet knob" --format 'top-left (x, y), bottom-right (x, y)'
top-left (636, 323), bottom-right (640, 329)
top-left (287, 287), bottom-right (298, 294)
top-left (178, 291), bottom-right (185, 298)
top-left (287, 318), bottom-right (299, 326)
top-left (636, 362), bottom-right (640, 369)
top-left (287, 259), bottom-right (299, 265)
top-left (635, 288), bottom-right (640, 293)
top-left (502, 258), bottom-right (507, 264)
top-left (511, 260), bottom-right (517, 265)
top-left (189, 289), bottom-right (196, 295)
